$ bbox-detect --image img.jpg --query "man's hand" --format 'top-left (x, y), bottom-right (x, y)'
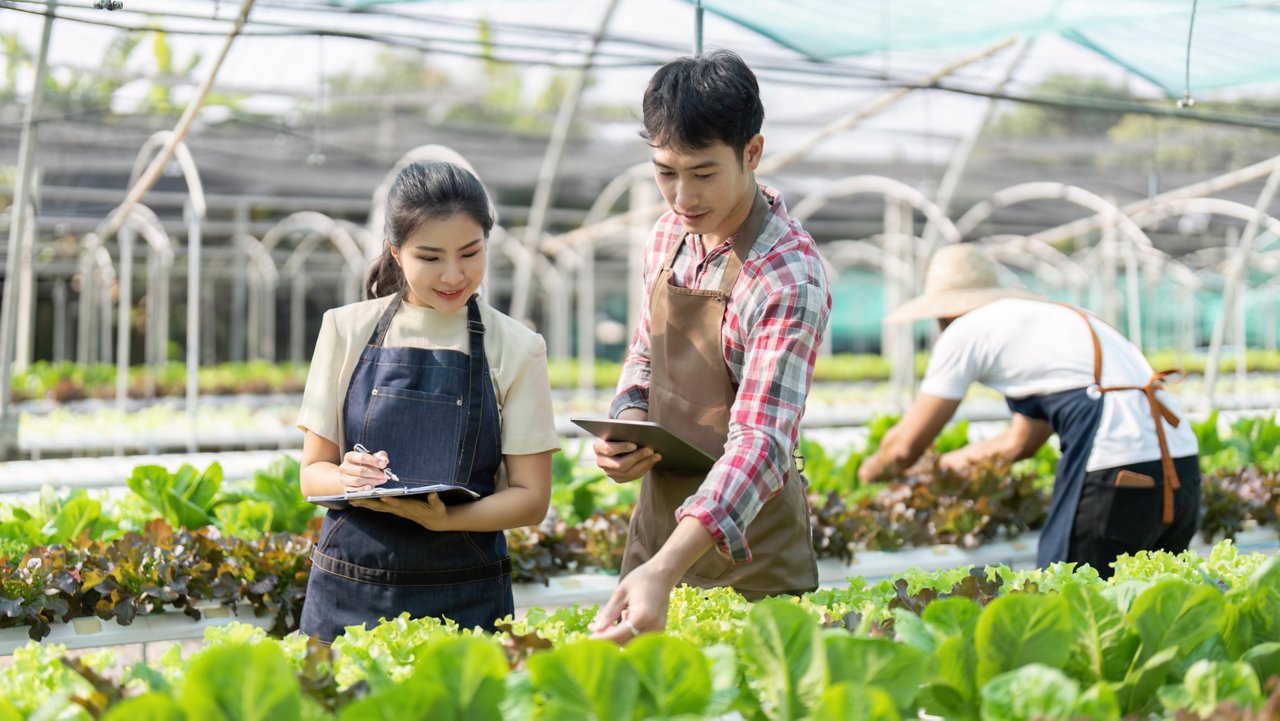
top-left (589, 516), bottom-right (716, 646)
top-left (937, 449), bottom-right (976, 474)
top-left (857, 452), bottom-right (888, 484)
top-left (589, 560), bottom-right (676, 645)
top-left (349, 494), bottom-right (451, 531)
top-left (857, 394), bottom-right (963, 484)
top-left (594, 408), bottom-right (662, 484)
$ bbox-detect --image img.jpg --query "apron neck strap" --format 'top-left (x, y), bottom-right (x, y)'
top-left (370, 292), bottom-right (403, 347)
top-left (717, 189), bottom-right (769, 297)
top-left (466, 294), bottom-right (486, 336)
top-left (456, 293), bottom-right (487, 483)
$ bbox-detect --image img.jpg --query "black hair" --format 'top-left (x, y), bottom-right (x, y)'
top-left (365, 161), bottom-right (494, 299)
top-left (640, 49), bottom-right (764, 162)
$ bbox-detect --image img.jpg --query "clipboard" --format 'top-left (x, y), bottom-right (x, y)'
top-left (307, 483), bottom-right (480, 511)
top-left (570, 417), bottom-right (718, 473)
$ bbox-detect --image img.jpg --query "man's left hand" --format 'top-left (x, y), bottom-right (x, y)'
top-left (589, 561), bottom-right (675, 645)
top-left (349, 494), bottom-right (451, 531)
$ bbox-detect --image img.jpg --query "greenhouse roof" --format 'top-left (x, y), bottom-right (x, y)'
top-left (689, 0), bottom-right (1280, 98)
top-left (313, 0), bottom-right (1280, 98)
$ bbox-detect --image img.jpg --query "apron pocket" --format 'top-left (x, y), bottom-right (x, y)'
top-left (1088, 468), bottom-right (1164, 549)
top-left (316, 510), bottom-right (351, 552)
top-left (363, 386), bottom-right (464, 483)
top-left (687, 547), bottom-right (734, 582)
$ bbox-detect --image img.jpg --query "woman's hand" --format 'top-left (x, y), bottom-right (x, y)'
top-left (339, 449), bottom-right (391, 492)
top-left (350, 494), bottom-right (452, 531)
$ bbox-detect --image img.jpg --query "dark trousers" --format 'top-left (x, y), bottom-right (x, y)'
top-left (1070, 455), bottom-right (1201, 579)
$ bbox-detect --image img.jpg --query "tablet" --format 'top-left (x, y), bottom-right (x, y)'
top-left (307, 483), bottom-right (480, 511)
top-left (570, 417), bottom-right (718, 473)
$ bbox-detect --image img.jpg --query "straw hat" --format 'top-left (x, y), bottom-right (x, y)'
top-left (884, 244), bottom-right (1044, 323)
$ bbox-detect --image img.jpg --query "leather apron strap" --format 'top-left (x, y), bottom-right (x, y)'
top-left (1061, 303), bottom-right (1183, 524)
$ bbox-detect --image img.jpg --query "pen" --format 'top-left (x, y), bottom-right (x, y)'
top-left (353, 443), bottom-right (400, 482)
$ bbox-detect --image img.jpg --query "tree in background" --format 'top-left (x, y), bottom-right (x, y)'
top-left (1105, 98), bottom-right (1280, 174)
top-left (989, 74), bottom-right (1140, 138)
top-left (324, 47), bottom-right (451, 115)
top-left (985, 73), bottom-right (1280, 175)
top-left (0, 26), bottom-right (244, 117)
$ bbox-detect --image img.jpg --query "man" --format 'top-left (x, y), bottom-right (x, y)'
top-left (858, 243), bottom-right (1200, 577)
top-left (589, 50), bottom-right (830, 644)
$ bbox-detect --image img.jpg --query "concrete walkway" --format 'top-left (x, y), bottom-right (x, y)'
top-left (0, 449), bottom-right (299, 493)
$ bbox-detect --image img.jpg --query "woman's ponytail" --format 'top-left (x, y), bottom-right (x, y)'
top-left (364, 247), bottom-right (404, 299)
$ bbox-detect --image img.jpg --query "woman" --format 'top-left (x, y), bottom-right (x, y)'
top-left (296, 161), bottom-right (558, 642)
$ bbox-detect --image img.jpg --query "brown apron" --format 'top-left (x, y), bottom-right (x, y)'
top-left (1064, 304), bottom-right (1184, 524)
top-left (619, 191), bottom-right (819, 600)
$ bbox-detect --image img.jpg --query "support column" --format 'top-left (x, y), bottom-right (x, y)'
top-left (626, 181), bottom-right (656, 352)
top-left (508, 0), bottom-right (620, 323)
top-left (230, 204), bottom-right (249, 362)
top-left (185, 201), bottom-right (202, 453)
top-left (290, 275), bottom-right (307, 364)
top-left (0, 0), bottom-right (55, 458)
top-left (15, 198), bottom-right (36, 372)
top-left (576, 236), bottom-right (596, 397)
top-left (115, 225), bottom-right (135, 412)
top-left (52, 279), bottom-right (67, 363)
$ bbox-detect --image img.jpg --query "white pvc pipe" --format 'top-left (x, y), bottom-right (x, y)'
top-left (792, 175), bottom-right (962, 246)
top-left (0, 0), bottom-right (54, 454)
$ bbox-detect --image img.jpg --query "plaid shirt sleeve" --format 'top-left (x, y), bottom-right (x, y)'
top-left (676, 277), bottom-right (829, 563)
top-left (610, 311), bottom-right (652, 417)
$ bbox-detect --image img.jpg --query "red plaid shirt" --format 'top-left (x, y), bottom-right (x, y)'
top-left (610, 185), bottom-right (830, 563)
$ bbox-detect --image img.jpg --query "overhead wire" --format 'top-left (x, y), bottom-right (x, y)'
top-left (4, 0), bottom-right (1280, 132)
top-left (1177, 0), bottom-right (1199, 108)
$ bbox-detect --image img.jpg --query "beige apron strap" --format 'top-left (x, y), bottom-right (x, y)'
top-left (647, 235), bottom-right (685, 302)
top-left (719, 191), bottom-right (769, 293)
top-left (1058, 302), bottom-right (1184, 524)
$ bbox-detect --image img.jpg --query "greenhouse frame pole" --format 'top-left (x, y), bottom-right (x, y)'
top-left (694, 0), bottom-right (704, 57)
top-left (922, 38), bottom-right (1033, 254)
top-left (184, 201), bottom-right (202, 452)
top-left (101, 0), bottom-right (254, 240)
top-left (508, 0), bottom-right (620, 324)
top-left (115, 225), bottom-right (135, 412)
top-left (1032, 153), bottom-right (1280, 248)
top-left (0, 0), bottom-right (55, 458)
top-left (1203, 165), bottom-right (1280, 407)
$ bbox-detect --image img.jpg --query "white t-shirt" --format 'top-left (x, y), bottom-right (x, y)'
top-left (919, 298), bottom-right (1197, 471)
top-left (297, 294), bottom-right (560, 457)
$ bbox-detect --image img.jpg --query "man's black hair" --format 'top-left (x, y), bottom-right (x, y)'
top-left (641, 49), bottom-right (764, 162)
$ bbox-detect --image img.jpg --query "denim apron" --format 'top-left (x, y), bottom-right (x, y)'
top-left (299, 294), bottom-right (511, 643)
top-left (1017, 303), bottom-right (1191, 567)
